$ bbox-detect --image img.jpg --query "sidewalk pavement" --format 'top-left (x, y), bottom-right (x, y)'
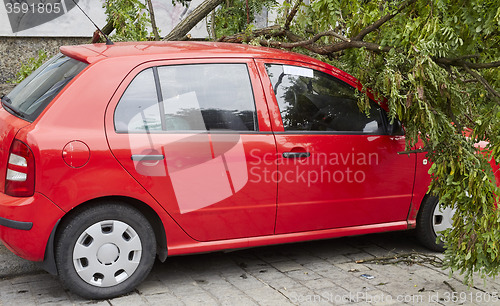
top-left (1, 230), bottom-right (500, 305)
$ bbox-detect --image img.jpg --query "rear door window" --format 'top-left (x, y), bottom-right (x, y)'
top-left (114, 63), bottom-right (258, 133)
top-left (2, 54), bottom-right (88, 122)
top-left (265, 64), bottom-right (385, 134)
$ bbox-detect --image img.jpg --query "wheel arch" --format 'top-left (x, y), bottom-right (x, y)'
top-left (41, 195), bottom-right (167, 275)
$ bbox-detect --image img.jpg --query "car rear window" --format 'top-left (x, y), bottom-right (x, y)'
top-left (114, 63), bottom-right (258, 133)
top-left (2, 53), bottom-right (88, 122)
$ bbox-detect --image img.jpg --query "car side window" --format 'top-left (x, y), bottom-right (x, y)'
top-left (114, 68), bottom-right (162, 133)
top-left (114, 64), bottom-right (258, 133)
top-left (265, 64), bottom-right (385, 133)
top-left (157, 64), bottom-right (257, 131)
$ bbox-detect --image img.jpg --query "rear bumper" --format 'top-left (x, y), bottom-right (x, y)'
top-left (0, 192), bottom-right (64, 261)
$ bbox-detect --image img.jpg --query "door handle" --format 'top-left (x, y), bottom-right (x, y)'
top-left (282, 152), bottom-right (310, 158)
top-left (131, 154), bottom-right (165, 161)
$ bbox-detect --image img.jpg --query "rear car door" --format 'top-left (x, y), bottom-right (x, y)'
top-left (256, 60), bottom-right (416, 234)
top-left (105, 59), bottom-right (277, 242)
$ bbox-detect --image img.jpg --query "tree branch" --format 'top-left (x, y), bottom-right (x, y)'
top-left (164, 0), bottom-right (225, 41)
top-left (259, 33), bottom-right (390, 54)
top-left (435, 57), bottom-right (500, 70)
top-left (462, 64), bottom-right (500, 102)
top-left (353, 0), bottom-right (417, 41)
top-left (217, 25), bottom-right (283, 43)
top-left (467, 61), bottom-right (500, 69)
top-left (284, 0), bottom-right (303, 30)
top-left (325, 40), bottom-right (392, 53)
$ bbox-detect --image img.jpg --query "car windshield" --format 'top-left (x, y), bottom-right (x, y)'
top-left (2, 53), bottom-right (88, 122)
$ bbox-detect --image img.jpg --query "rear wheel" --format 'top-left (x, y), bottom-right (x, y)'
top-left (416, 196), bottom-right (455, 252)
top-left (55, 202), bottom-right (156, 299)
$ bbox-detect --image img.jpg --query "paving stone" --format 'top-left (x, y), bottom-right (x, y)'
top-left (344, 252), bottom-right (376, 263)
top-left (200, 279), bottom-right (250, 303)
top-left (32, 286), bottom-right (69, 304)
top-left (271, 261), bottom-right (304, 273)
top-left (136, 280), bottom-right (171, 295)
top-left (280, 287), bottom-right (333, 306)
top-left (302, 278), bottom-right (337, 291)
top-left (245, 287), bottom-right (295, 305)
top-left (1, 298), bottom-right (37, 306)
top-left (249, 267), bottom-right (303, 291)
top-left (108, 292), bottom-right (146, 306)
top-left (334, 262), bottom-right (372, 273)
top-left (143, 292), bottom-right (184, 305)
top-left (324, 254), bottom-right (353, 265)
top-left (225, 273), bottom-right (265, 291)
top-left (217, 295), bottom-right (258, 306)
top-left (313, 285), bottom-right (355, 305)
top-left (180, 292), bottom-right (219, 305)
top-left (361, 245), bottom-right (398, 258)
top-left (290, 254), bottom-right (323, 266)
top-left (285, 269), bottom-right (322, 282)
top-left (240, 261), bottom-right (273, 274)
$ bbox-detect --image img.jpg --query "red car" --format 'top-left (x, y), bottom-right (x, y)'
top-left (0, 41), bottom-right (449, 298)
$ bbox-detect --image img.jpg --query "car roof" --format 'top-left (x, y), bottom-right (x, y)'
top-left (60, 41), bottom-right (358, 87)
top-left (60, 41), bottom-right (323, 65)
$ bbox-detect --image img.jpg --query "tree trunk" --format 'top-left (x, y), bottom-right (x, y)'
top-left (146, 0), bottom-right (161, 41)
top-left (163, 0), bottom-right (225, 41)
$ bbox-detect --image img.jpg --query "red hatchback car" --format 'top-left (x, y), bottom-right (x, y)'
top-left (0, 41), bottom-right (450, 298)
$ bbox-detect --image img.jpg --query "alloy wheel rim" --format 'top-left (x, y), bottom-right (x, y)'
top-left (431, 202), bottom-right (455, 237)
top-left (73, 220), bottom-right (142, 287)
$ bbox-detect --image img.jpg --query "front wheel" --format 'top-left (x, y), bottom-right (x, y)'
top-left (55, 202), bottom-right (156, 299)
top-left (416, 196), bottom-right (455, 252)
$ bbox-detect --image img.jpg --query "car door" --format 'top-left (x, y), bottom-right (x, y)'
top-left (255, 60), bottom-right (416, 234)
top-left (105, 59), bottom-right (277, 242)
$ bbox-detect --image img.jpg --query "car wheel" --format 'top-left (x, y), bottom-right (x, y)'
top-left (55, 202), bottom-right (156, 299)
top-left (416, 196), bottom-right (455, 252)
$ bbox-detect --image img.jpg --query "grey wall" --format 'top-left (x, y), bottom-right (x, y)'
top-left (0, 36), bottom-right (89, 84)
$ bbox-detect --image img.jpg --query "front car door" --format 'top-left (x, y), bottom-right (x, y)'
top-left (105, 59), bottom-right (277, 241)
top-left (256, 60), bottom-right (416, 234)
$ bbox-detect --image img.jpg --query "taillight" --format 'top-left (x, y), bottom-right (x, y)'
top-left (5, 139), bottom-right (35, 197)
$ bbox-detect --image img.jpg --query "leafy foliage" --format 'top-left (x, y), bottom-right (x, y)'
top-left (103, 0), bottom-right (152, 41)
top-left (212, 0), bottom-right (276, 38)
top-left (9, 50), bottom-right (47, 84)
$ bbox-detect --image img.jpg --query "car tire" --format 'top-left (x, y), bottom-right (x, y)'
top-left (55, 202), bottom-right (156, 299)
top-left (416, 196), bottom-right (455, 252)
